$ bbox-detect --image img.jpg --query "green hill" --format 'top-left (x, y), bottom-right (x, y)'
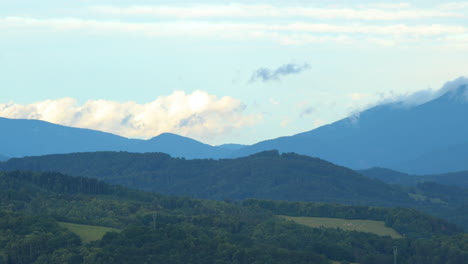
top-left (0, 151), bottom-right (413, 206)
top-left (2, 151), bottom-right (467, 230)
top-left (0, 170), bottom-right (467, 264)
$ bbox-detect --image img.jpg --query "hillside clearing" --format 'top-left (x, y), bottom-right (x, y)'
top-left (279, 216), bottom-right (402, 239)
top-left (59, 222), bottom-right (120, 243)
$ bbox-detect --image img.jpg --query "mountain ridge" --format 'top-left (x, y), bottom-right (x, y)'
top-left (0, 117), bottom-right (228, 159)
top-left (231, 80), bottom-right (468, 174)
top-left (359, 167), bottom-right (468, 188)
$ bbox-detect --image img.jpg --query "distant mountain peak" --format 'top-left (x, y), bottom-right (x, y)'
top-left (216, 143), bottom-right (247, 151)
top-left (148, 132), bottom-right (209, 145)
top-left (436, 76), bottom-right (468, 102)
top-left (233, 76), bottom-right (468, 174)
top-left (372, 76), bottom-right (468, 109)
top-left (443, 84), bottom-right (468, 100)
top-left (149, 132), bottom-right (183, 140)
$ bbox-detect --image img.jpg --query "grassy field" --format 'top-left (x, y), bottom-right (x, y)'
top-left (59, 222), bottom-right (120, 243)
top-left (279, 216), bottom-right (402, 239)
top-left (409, 193), bottom-right (446, 204)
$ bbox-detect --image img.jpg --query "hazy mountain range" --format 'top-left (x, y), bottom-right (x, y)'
top-left (1, 78), bottom-right (468, 174)
top-left (0, 117), bottom-right (230, 159)
top-left (232, 79), bottom-right (468, 174)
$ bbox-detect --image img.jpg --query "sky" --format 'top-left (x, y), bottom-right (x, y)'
top-left (1, 0), bottom-right (467, 145)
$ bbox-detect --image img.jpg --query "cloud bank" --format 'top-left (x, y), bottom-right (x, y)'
top-left (91, 4), bottom-right (459, 21)
top-left (355, 76), bottom-right (468, 113)
top-left (0, 91), bottom-right (260, 142)
top-left (3, 17), bottom-right (465, 37)
top-left (250, 63), bottom-right (310, 82)
top-left (0, 2), bottom-right (467, 48)
top-left (388, 76), bottom-right (468, 106)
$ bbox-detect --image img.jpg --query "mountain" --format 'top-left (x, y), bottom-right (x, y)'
top-left (0, 117), bottom-right (130, 157)
top-left (359, 167), bottom-right (468, 188)
top-left (393, 141), bottom-right (468, 174)
top-left (358, 167), bottom-right (421, 186)
top-left (232, 79), bottom-right (468, 174)
top-left (0, 154), bottom-right (8, 161)
top-left (0, 117), bottom-right (228, 159)
top-left (216, 143), bottom-right (247, 150)
top-left (128, 132), bottom-right (229, 158)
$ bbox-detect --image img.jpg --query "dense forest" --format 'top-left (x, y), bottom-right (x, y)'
top-left (0, 151), bottom-right (431, 204)
top-left (0, 170), bottom-right (467, 263)
top-left (1, 151), bottom-right (467, 230)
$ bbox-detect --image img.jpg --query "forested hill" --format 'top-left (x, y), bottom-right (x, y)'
top-left (359, 167), bottom-right (468, 188)
top-left (0, 170), bottom-right (466, 264)
top-left (0, 150), bottom-right (412, 206)
top-left (3, 151), bottom-right (468, 231)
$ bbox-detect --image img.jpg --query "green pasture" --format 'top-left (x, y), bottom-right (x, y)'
top-left (59, 222), bottom-right (120, 243)
top-left (279, 216), bottom-right (402, 239)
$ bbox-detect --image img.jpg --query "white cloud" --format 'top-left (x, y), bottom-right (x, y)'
top-left (365, 37), bottom-right (398, 46)
top-left (390, 77), bottom-right (468, 105)
top-left (439, 2), bottom-right (468, 10)
top-left (90, 4), bottom-right (459, 21)
top-left (349, 76), bottom-right (468, 114)
top-left (284, 23), bottom-right (466, 37)
top-left (349, 93), bottom-right (371, 101)
top-left (1, 16), bottom-right (466, 45)
top-left (357, 3), bottom-right (412, 9)
top-left (0, 91), bottom-right (261, 141)
top-left (436, 76), bottom-right (468, 100)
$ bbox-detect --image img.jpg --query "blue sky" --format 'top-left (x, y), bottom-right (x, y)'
top-left (1, 0), bottom-right (467, 145)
